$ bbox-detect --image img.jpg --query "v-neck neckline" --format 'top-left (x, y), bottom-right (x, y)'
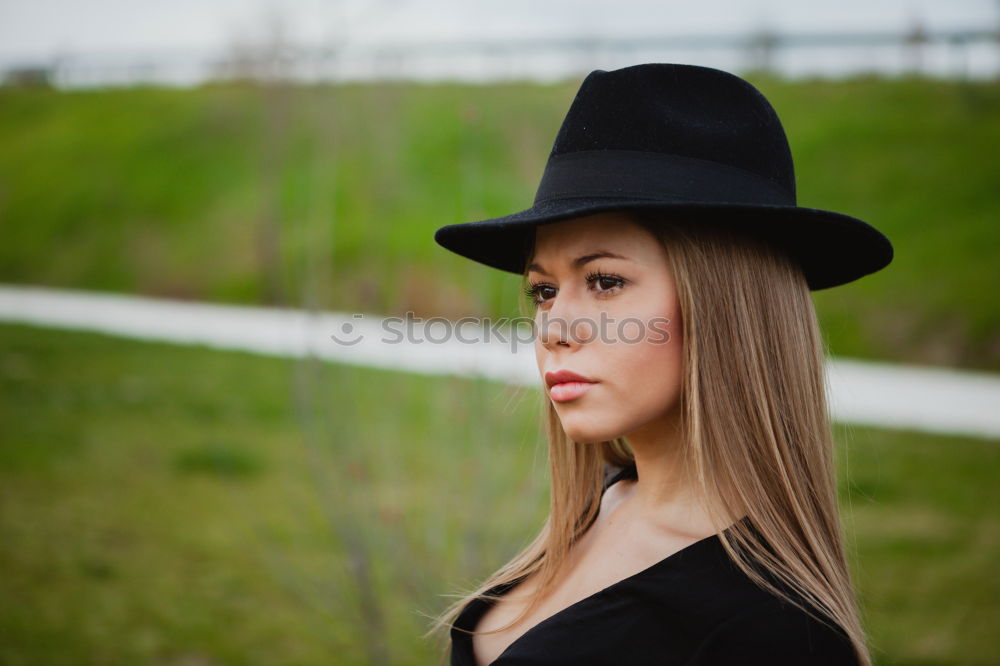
top-left (480, 517), bottom-right (745, 665)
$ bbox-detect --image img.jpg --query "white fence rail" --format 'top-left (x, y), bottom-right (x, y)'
top-left (2, 284), bottom-right (998, 439)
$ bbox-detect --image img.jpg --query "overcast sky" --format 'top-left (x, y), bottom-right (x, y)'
top-left (0, 0), bottom-right (996, 61)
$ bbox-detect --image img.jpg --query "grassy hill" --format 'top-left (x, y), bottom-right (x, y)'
top-left (0, 76), bottom-right (997, 370)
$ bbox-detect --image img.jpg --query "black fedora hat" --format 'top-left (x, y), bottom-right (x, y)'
top-left (433, 63), bottom-right (893, 291)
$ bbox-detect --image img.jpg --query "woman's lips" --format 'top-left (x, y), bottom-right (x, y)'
top-left (544, 370), bottom-right (598, 402)
top-left (549, 381), bottom-right (596, 402)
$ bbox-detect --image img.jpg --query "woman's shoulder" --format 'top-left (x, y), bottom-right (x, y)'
top-left (595, 462), bottom-right (861, 664)
top-left (683, 595), bottom-right (860, 665)
top-left (634, 514), bottom-right (860, 664)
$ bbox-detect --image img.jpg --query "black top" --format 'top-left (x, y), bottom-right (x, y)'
top-left (450, 463), bottom-right (859, 665)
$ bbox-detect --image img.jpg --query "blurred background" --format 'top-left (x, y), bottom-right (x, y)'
top-left (1, 1), bottom-right (998, 664)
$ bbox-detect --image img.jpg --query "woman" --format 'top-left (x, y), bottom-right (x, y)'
top-left (427, 63), bottom-right (893, 666)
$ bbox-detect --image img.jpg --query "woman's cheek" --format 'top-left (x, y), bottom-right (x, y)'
top-left (624, 326), bottom-right (683, 406)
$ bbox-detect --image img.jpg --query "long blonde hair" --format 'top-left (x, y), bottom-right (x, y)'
top-left (425, 210), bottom-right (872, 665)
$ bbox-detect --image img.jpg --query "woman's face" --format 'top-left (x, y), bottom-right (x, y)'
top-left (528, 212), bottom-right (684, 444)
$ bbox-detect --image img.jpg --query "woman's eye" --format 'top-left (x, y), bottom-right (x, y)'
top-left (586, 271), bottom-right (626, 295)
top-left (524, 283), bottom-right (556, 305)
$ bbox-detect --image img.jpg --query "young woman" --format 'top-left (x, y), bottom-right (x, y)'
top-left (428, 63), bottom-right (893, 666)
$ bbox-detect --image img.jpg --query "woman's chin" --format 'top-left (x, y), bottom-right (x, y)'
top-left (560, 420), bottom-right (623, 444)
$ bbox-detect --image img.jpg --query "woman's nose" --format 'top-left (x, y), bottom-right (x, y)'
top-left (538, 310), bottom-right (570, 349)
top-left (538, 293), bottom-right (594, 350)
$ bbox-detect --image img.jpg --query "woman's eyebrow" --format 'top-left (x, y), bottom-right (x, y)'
top-left (527, 251), bottom-right (631, 276)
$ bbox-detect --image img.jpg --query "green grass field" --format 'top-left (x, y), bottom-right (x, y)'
top-left (0, 76), bottom-right (998, 370)
top-left (1, 322), bottom-right (997, 665)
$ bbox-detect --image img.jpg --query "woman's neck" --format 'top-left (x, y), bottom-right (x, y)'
top-left (622, 411), bottom-right (733, 537)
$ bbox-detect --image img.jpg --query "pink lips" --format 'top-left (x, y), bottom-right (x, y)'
top-left (544, 370), bottom-right (598, 403)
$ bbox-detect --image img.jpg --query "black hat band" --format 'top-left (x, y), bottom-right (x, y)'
top-left (533, 149), bottom-right (795, 207)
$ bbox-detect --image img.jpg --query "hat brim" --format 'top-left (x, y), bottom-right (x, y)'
top-left (434, 197), bottom-right (893, 291)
